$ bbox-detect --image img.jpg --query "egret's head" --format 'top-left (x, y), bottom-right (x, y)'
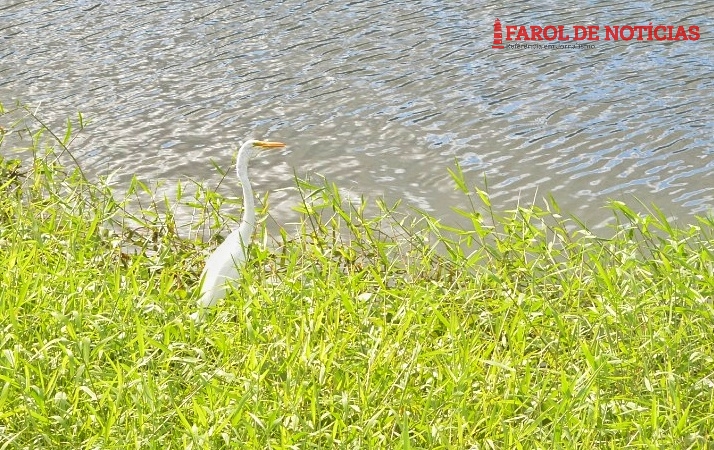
top-left (239, 139), bottom-right (286, 160)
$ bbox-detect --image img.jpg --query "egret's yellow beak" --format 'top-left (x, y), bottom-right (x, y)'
top-left (253, 140), bottom-right (286, 148)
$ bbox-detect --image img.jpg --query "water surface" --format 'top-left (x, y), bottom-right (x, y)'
top-left (1, 1), bottom-right (712, 233)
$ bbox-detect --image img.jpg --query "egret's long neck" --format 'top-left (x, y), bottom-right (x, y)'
top-left (237, 159), bottom-right (255, 231)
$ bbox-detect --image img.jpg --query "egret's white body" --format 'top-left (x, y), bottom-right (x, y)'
top-left (197, 139), bottom-right (285, 308)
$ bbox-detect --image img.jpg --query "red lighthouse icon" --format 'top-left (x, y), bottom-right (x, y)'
top-left (492, 18), bottom-right (504, 49)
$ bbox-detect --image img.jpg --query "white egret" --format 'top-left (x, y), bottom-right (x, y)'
top-left (197, 139), bottom-right (286, 309)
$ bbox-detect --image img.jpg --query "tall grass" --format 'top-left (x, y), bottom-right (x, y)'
top-left (1, 103), bottom-right (713, 448)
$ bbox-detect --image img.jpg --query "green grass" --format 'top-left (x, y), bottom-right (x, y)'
top-left (1, 104), bottom-right (714, 448)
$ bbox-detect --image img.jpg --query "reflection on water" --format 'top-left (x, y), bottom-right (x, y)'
top-left (1, 1), bottom-right (712, 231)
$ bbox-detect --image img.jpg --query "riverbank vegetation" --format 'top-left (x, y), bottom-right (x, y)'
top-left (1, 106), bottom-right (713, 448)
